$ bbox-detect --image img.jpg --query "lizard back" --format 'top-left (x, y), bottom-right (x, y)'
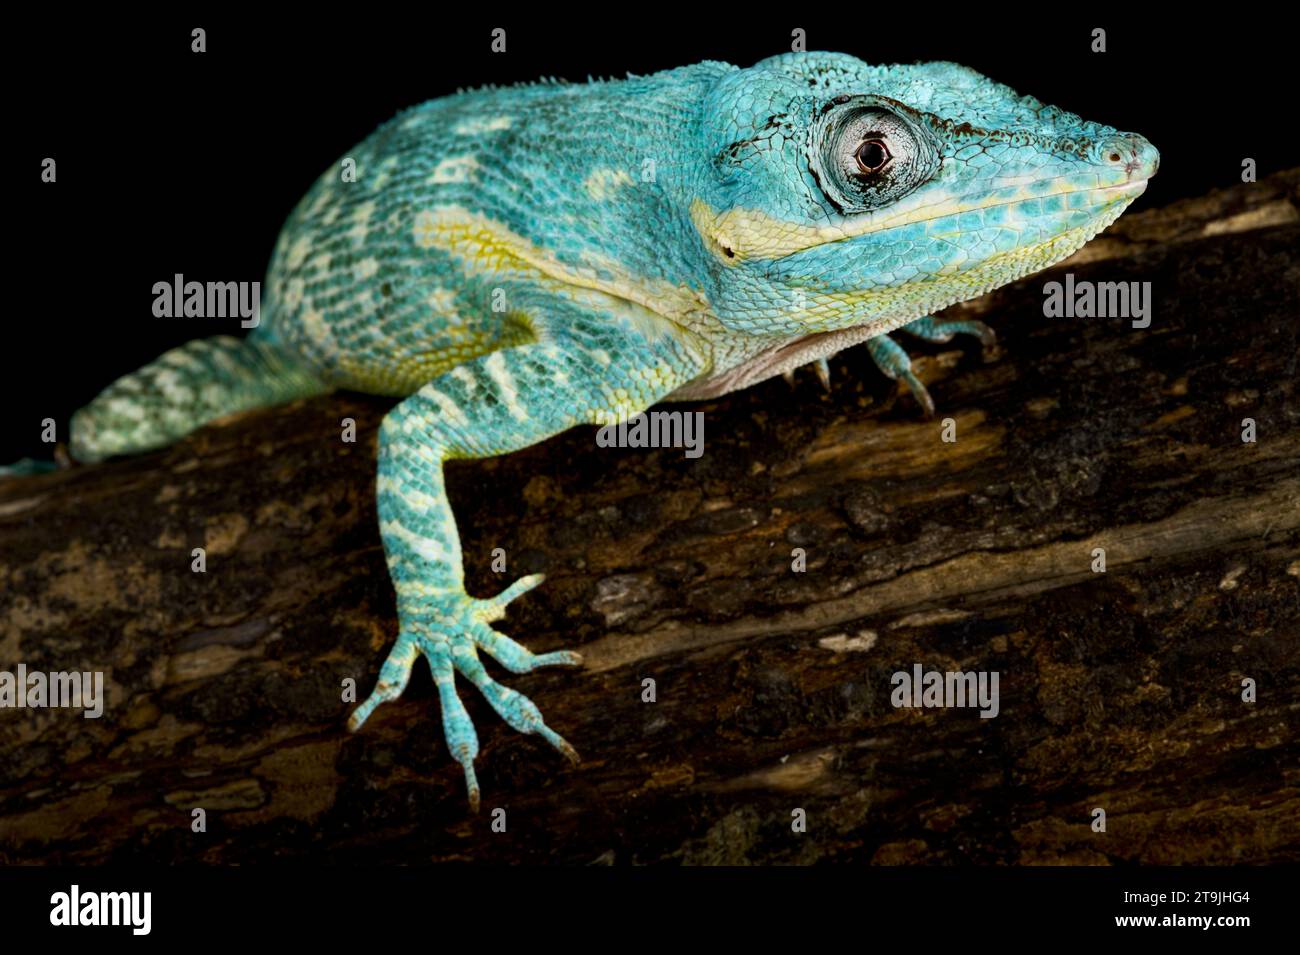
top-left (259, 67), bottom-right (729, 396)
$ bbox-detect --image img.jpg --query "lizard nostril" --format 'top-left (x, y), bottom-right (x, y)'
top-left (1098, 134), bottom-right (1159, 180)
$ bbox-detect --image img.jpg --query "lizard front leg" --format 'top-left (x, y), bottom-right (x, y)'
top-left (348, 310), bottom-right (707, 809)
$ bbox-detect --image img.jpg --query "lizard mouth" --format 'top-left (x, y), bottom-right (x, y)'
top-left (844, 184), bottom-right (1147, 329)
top-left (694, 173), bottom-right (1152, 267)
top-left (836, 176), bottom-right (1151, 245)
top-left (672, 184), bottom-right (1145, 402)
top-left (1088, 179), bottom-right (1149, 200)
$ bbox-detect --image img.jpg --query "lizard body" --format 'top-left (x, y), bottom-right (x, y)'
top-left (60, 52), bottom-right (1158, 808)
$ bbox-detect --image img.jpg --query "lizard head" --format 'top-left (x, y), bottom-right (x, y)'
top-left (690, 52), bottom-right (1158, 338)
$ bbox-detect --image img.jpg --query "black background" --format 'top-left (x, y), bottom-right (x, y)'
top-left (0, 864), bottom-right (1285, 939)
top-left (8, 10), bottom-right (1296, 461)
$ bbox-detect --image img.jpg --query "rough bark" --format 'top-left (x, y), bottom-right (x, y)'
top-left (1, 171), bottom-right (1297, 864)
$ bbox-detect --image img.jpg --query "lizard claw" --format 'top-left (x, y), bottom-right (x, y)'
top-left (899, 369), bottom-right (936, 418)
top-left (350, 576), bottom-right (581, 808)
top-left (780, 358), bottom-right (833, 391)
top-left (869, 315), bottom-right (996, 415)
top-left (813, 357), bottom-right (832, 391)
top-left (867, 333), bottom-right (937, 416)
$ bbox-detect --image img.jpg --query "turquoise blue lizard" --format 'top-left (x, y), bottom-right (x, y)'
top-left (53, 52), bottom-right (1158, 809)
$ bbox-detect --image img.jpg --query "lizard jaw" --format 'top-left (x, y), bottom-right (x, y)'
top-left (671, 185), bottom-right (1143, 402)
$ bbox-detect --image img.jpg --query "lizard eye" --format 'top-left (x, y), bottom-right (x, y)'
top-left (854, 140), bottom-right (891, 174)
top-left (810, 101), bottom-right (939, 213)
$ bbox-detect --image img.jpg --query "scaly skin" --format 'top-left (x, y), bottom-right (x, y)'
top-left (60, 52), bottom-right (1158, 808)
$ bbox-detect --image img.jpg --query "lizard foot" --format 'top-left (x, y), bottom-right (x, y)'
top-left (867, 334), bottom-right (936, 417)
top-left (899, 315), bottom-right (996, 347)
top-left (868, 317), bottom-right (997, 415)
top-left (348, 573), bottom-right (582, 810)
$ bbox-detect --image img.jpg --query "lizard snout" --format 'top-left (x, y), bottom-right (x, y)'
top-left (1098, 133), bottom-right (1160, 181)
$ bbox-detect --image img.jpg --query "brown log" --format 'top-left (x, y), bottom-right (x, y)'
top-left (1, 170), bottom-right (1297, 864)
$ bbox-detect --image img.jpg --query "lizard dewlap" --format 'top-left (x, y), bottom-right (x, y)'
top-left (63, 52), bottom-right (1157, 808)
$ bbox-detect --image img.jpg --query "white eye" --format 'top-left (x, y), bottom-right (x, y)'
top-left (810, 100), bottom-right (939, 212)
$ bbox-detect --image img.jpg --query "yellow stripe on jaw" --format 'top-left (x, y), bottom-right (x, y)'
top-left (789, 194), bottom-right (1141, 333)
top-left (689, 177), bottom-right (1145, 264)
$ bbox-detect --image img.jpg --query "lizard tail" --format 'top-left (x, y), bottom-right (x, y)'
top-left (68, 336), bottom-right (330, 463)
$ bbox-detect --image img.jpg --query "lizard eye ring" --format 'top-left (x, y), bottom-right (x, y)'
top-left (809, 98), bottom-right (939, 213)
top-left (854, 139), bottom-right (891, 175)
